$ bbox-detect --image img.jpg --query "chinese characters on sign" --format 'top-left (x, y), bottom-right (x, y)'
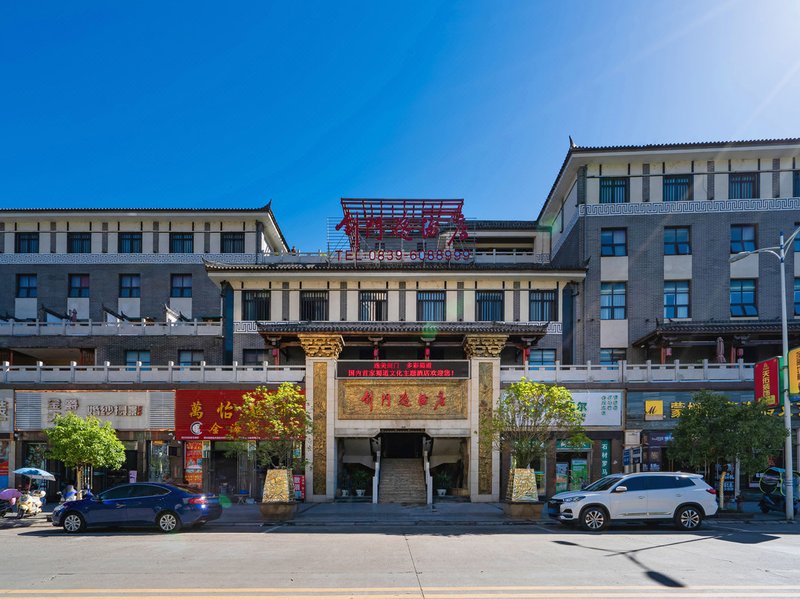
top-left (175, 389), bottom-right (263, 440)
top-left (336, 361), bottom-right (469, 379)
top-left (87, 405), bottom-right (143, 417)
top-left (338, 380), bottom-right (468, 420)
top-left (755, 358), bottom-right (780, 408)
top-left (566, 391), bottom-right (622, 427)
top-left (46, 397), bottom-right (80, 423)
top-left (600, 440), bottom-right (611, 476)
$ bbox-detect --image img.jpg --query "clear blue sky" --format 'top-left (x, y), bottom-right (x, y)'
top-left (3, 1), bottom-right (800, 247)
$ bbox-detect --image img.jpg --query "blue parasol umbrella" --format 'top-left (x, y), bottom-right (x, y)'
top-left (13, 467), bottom-right (56, 481)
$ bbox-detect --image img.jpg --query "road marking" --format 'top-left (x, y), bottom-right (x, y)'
top-left (11, 593), bottom-right (800, 599)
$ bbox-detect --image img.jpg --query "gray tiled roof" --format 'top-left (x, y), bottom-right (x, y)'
top-left (253, 321), bottom-right (549, 335)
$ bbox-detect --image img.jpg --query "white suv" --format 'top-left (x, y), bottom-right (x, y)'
top-left (547, 472), bottom-right (718, 531)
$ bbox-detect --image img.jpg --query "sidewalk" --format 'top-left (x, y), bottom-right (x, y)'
top-left (208, 500), bottom-right (792, 527)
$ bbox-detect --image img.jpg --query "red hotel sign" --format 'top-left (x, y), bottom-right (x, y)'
top-left (336, 360), bottom-right (469, 379)
top-left (175, 389), bottom-right (252, 441)
top-left (755, 358), bottom-right (780, 408)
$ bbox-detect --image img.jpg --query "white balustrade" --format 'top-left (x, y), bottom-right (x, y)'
top-left (0, 320), bottom-right (222, 337)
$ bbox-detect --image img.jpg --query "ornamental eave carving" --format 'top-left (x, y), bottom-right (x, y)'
top-left (463, 334), bottom-right (508, 358)
top-left (298, 333), bottom-right (345, 358)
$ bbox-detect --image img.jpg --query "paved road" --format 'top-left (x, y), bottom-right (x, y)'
top-left (1, 517), bottom-right (799, 598)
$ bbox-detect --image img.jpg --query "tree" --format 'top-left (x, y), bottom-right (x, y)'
top-left (482, 379), bottom-right (588, 500)
top-left (668, 390), bottom-right (787, 481)
top-left (45, 412), bottom-right (126, 490)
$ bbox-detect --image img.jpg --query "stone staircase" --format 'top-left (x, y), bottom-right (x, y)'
top-left (378, 458), bottom-right (426, 503)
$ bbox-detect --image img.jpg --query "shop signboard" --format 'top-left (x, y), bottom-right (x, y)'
top-left (631, 446), bottom-right (642, 464)
top-left (755, 357), bottom-right (780, 408)
top-left (338, 379), bottom-right (468, 420)
top-left (789, 347), bottom-right (800, 396)
top-left (622, 448), bottom-right (630, 467)
top-left (19, 391), bottom-right (156, 430)
top-left (647, 432), bottom-right (673, 447)
top-left (184, 441), bottom-right (204, 488)
top-left (0, 440), bottom-right (9, 489)
top-left (644, 400), bottom-right (664, 421)
top-left (555, 439), bottom-right (592, 451)
top-left (569, 391), bottom-right (623, 427)
top-left (175, 389), bottom-right (253, 441)
top-left (293, 474), bottom-right (306, 500)
top-left (336, 360), bottom-right (469, 379)
top-left (600, 440), bottom-right (611, 476)
top-left (0, 389), bottom-right (12, 434)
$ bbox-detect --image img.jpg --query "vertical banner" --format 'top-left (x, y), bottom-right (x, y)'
top-left (788, 347), bottom-right (800, 396)
top-left (184, 441), bottom-right (204, 489)
top-left (755, 358), bottom-right (780, 408)
top-left (600, 440), bottom-right (611, 476)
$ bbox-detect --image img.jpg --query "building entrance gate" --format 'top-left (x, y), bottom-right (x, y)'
top-left (380, 432), bottom-right (425, 459)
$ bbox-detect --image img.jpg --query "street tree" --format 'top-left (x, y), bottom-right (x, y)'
top-left (45, 412), bottom-right (126, 490)
top-left (482, 379), bottom-right (588, 500)
top-left (668, 390), bottom-right (787, 482)
top-left (230, 382), bottom-right (310, 502)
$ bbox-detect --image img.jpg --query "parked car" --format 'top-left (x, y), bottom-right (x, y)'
top-left (51, 482), bottom-right (222, 533)
top-left (547, 472), bottom-right (718, 531)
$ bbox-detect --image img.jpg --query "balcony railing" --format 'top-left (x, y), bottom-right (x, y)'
top-left (1, 362), bottom-right (306, 385)
top-left (500, 360), bottom-right (754, 384)
top-left (0, 320), bottom-right (222, 337)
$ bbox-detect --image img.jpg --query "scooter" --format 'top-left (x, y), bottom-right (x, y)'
top-left (16, 489), bottom-right (46, 518)
top-left (0, 499), bottom-right (12, 518)
top-left (759, 491), bottom-right (800, 515)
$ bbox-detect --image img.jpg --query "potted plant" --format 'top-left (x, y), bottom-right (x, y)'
top-left (434, 470), bottom-right (449, 497)
top-left (350, 467), bottom-right (372, 497)
top-left (231, 382), bottom-right (310, 521)
top-left (481, 378), bottom-right (587, 520)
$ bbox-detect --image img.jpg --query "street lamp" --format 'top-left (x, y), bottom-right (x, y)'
top-left (731, 225), bottom-right (800, 521)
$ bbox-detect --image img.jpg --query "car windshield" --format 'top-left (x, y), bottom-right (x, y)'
top-left (583, 476), bottom-right (623, 492)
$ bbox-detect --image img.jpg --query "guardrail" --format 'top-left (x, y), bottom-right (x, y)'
top-left (1, 361), bottom-right (306, 385)
top-left (0, 320), bottom-right (222, 337)
top-left (500, 360), bottom-right (754, 384)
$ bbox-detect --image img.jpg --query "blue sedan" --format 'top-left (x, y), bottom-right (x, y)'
top-left (51, 482), bottom-right (222, 533)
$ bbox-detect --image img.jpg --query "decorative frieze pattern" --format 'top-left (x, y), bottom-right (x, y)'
top-left (298, 334), bottom-right (344, 359)
top-left (312, 362), bottom-right (327, 496)
top-left (463, 335), bottom-right (508, 359)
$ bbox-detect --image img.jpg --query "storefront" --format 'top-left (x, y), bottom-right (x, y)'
top-left (13, 390), bottom-right (175, 496)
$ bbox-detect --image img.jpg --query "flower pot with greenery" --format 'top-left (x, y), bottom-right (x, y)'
top-left (230, 382), bottom-right (310, 522)
top-left (350, 467), bottom-right (372, 497)
top-left (481, 379), bottom-right (587, 519)
top-left (434, 471), bottom-right (450, 497)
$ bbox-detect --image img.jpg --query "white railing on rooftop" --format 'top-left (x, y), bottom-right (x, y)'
top-left (500, 360), bottom-right (754, 384)
top-left (0, 320), bottom-right (222, 337)
top-left (1, 361), bottom-right (305, 385)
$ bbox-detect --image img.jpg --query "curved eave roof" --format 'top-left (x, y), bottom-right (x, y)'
top-left (254, 321), bottom-right (550, 335)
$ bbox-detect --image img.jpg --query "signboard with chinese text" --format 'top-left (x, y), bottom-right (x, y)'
top-left (337, 380), bottom-right (468, 420)
top-left (600, 440), bottom-right (611, 476)
top-left (22, 391), bottom-right (154, 430)
top-left (555, 439), bottom-right (592, 450)
top-left (789, 347), bottom-right (800, 395)
top-left (755, 358), bottom-right (780, 408)
top-left (569, 391), bottom-right (623, 427)
top-left (293, 474), bottom-right (306, 500)
top-left (184, 441), bottom-right (204, 488)
top-left (0, 390), bottom-right (11, 433)
top-left (175, 389), bottom-right (252, 441)
top-left (336, 360), bottom-right (469, 380)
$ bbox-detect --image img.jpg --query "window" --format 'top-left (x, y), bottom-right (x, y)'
top-left (242, 290), bottom-right (270, 321)
top-left (599, 177), bottom-right (628, 204)
top-left (359, 291), bottom-right (388, 321)
top-left (67, 232), bottom-right (91, 254)
top-left (178, 350), bottom-right (204, 366)
top-left (119, 274), bottom-right (141, 298)
top-left (118, 232), bottom-right (142, 254)
top-left (221, 232), bottom-right (245, 253)
top-left (170, 232), bottom-right (194, 254)
top-left (599, 348), bottom-right (626, 365)
top-left (600, 228), bottom-right (627, 257)
top-left (730, 279), bottom-right (757, 317)
top-left (16, 274), bottom-right (37, 298)
top-left (243, 349), bottom-right (269, 365)
top-left (616, 476), bottom-right (648, 492)
top-left (730, 225), bottom-right (756, 254)
top-left (68, 274), bottom-right (90, 298)
top-left (125, 350), bottom-right (151, 370)
top-left (794, 279), bottom-right (800, 316)
top-left (15, 232), bottom-right (39, 254)
top-left (729, 172), bottom-right (759, 199)
top-left (300, 291), bottom-right (328, 321)
top-left (662, 175), bottom-right (693, 202)
top-left (600, 283), bottom-right (626, 320)
top-left (794, 171), bottom-right (800, 197)
top-left (170, 274), bottom-right (192, 298)
top-left (650, 476), bottom-right (695, 490)
top-left (417, 291), bottom-right (445, 321)
top-left (476, 291), bottom-right (504, 321)
top-left (664, 227), bottom-right (691, 255)
top-left (795, 222), bottom-right (800, 253)
top-left (530, 290), bottom-right (557, 321)
top-left (664, 280), bottom-right (690, 319)
top-left (242, 289), bottom-right (270, 320)
top-left (528, 349), bottom-right (556, 366)
top-left (99, 486), bottom-right (134, 500)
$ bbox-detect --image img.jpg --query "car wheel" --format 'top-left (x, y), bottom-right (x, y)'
top-left (674, 505), bottom-right (703, 531)
top-left (580, 506), bottom-right (609, 532)
top-left (62, 512), bottom-right (86, 534)
top-left (156, 511), bottom-right (181, 533)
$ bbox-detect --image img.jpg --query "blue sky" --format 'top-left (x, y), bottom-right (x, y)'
top-left (3, 1), bottom-right (800, 247)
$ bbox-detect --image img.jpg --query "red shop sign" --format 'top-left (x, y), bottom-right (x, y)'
top-left (175, 389), bottom-right (252, 441)
top-left (755, 358), bottom-right (780, 408)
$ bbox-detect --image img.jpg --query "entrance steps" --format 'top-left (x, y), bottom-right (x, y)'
top-left (379, 458), bottom-right (426, 504)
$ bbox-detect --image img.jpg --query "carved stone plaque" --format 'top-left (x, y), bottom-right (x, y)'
top-left (338, 379), bottom-right (468, 420)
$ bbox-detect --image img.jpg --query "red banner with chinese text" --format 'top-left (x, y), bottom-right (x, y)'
top-left (755, 358), bottom-right (780, 408)
top-left (175, 389), bottom-right (253, 441)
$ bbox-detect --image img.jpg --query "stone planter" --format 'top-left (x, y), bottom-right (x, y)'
top-left (503, 501), bottom-right (544, 520)
top-left (436, 489), bottom-right (446, 497)
top-left (258, 501), bottom-right (298, 522)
